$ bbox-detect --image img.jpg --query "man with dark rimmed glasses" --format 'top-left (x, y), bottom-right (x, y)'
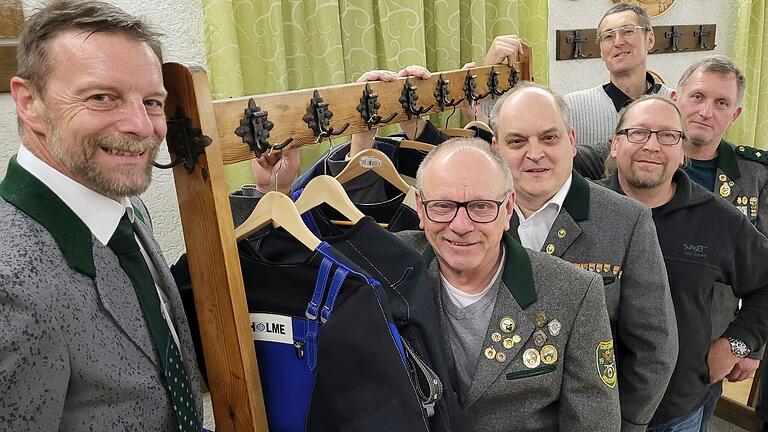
top-left (599, 94), bottom-right (768, 432)
top-left (397, 137), bottom-right (621, 431)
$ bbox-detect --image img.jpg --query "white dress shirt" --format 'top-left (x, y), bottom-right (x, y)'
top-left (17, 145), bottom-right (181, 347)
top-left (514, 174), bottom-right (573, 252)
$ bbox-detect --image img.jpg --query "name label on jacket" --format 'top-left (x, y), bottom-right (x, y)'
top-left (250, 313), bottom-right (293, 344)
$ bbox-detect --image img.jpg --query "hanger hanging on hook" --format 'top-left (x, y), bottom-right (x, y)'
top-left (293, 175), bottom-right (365, 225)
top-left (234, 191), bottom-right (322, 249)
top-left (335, 148), bottom-right (410, 194)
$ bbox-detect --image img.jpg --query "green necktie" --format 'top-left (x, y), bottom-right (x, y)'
top-left (108, 213), bottom-right (200, 431)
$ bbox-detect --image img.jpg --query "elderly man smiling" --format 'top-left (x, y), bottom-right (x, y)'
top-left (397, 138), bottom-right (620, 431)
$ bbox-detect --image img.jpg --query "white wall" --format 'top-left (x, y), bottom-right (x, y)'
top-left (0, 0), bottom-right (207, 263)
top-left (548, 0), bottom-right (736, 94)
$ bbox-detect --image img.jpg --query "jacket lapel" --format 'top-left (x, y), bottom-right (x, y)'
top-left (464, 285), bottom-right (536, 407)
top-left (92, 241), bottom-right (160, 366)
top-left (541, 210), bottom-right (582, 258)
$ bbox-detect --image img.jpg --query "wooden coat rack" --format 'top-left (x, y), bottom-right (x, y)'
top-left (162, 46), bottom-right (531, 431)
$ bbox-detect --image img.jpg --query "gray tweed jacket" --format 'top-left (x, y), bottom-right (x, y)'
top-left (397, 231), bottom-right (621, 432)
top-left (510, 172), bottom-right (678, 431)
top-left (0, 157), bottom-right (204, 431)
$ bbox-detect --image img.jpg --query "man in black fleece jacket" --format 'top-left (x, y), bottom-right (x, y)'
top-left (598, 94), bottom-right (768, 431)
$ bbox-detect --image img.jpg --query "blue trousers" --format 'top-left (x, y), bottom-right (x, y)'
top-left (647, 406), bottom-right (705, 432)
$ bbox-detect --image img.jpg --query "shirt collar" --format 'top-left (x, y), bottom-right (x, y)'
top-left (514, 174), bottom-right (572, 222)
top-left (17, 145), bottom-right (132, 245)
top-left (603, 72), bottom-right (662, 112)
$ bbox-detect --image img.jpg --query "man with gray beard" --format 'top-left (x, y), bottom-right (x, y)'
top-left (0, 1), bottom-right (204, 431)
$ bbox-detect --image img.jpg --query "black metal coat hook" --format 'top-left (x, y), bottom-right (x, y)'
top-left (357, 83), bottom-right (397, 129)
top-left (666, 26), bottom-right (688, 52)
top-left (485, 67), bottom-right (505, 99)
top-left (154, 106), bottom-right (212, 173)
top-left (507, 67), bottom-right (519, 90)
top-left (433, 74), bottom-right (464, 111)
top-left (233, 98), bottom-right (293, 158)
top-left (567, 30), bottom-right (593, 59)
top-left (463, 70), bottom-right (483, 104)
top-left (695, 25), bottom-right (715, 50)
top-left (302, 89), bottom-right (350, 139)
top-left (399, 77), bottom-right (434, 119)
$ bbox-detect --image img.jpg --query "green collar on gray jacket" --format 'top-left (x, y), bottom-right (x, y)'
top-left (0, 155), bottom-right (96, 277)
top-left (562, 170), bottom-right (590, 222)
top-left (717, 139), bottom-right (741, 180)
top-left (420, 232), bottom-right (537, 309)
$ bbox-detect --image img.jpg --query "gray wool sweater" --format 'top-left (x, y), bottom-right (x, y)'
top-left (564, 83), bottom-right (674, 149)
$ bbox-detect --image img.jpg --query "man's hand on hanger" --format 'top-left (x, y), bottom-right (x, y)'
top-left (252, 147), bottom-right (300, 195)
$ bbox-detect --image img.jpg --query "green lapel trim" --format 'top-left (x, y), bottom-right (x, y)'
top-left (420, 232), bottom-right (537, 309)
top-left (0, 156), bottom-right (96, 277)
top-left (500, 233), bottom-right (537, 309)
top-left (561, 170), bottom-right (590, 222)
top-left (718, 139), bottom-right (741, 180)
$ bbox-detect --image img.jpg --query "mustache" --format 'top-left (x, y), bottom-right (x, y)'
top-left (87, 134), bottom-right (162, 155)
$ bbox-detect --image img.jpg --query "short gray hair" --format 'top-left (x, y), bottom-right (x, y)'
top-left (489, 81), bottom-right (572, 139)
top-left (598, 3), bottom-right (653, 34)
top-left (17, 0), bottom-right (162, 96)
top-left (677, 55), bottom-right (746, 105)
top-left (415, 137), bottom-right (514, 193)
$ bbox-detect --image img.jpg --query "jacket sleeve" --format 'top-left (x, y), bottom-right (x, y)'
top-left (723, 216), bottom-right (768, 352)
top-left (0, 277), bottom-right (68, 431)
top-left (574, 140), bottom-right (610, 180)
top-left (615, 208), bottom-right (678, 431)
top-left (559, 273), bottom-right (621, 432)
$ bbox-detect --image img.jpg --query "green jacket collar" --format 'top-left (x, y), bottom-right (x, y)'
top-left (0, 156), bottom-right (96, 277)
top-left (717, 139), bottom-right (741, 180)
top-left (420, 232), bottom-right (537, 309)
top-left (561, 170), bottom-right (590, 221)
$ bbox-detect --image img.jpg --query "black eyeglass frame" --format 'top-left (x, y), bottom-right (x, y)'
top-left (418, 190), bottom-right (510, 224)
top-left (617, 127), bottom-right (686, 146)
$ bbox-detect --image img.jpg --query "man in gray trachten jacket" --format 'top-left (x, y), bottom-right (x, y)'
top-left (0, 1), bottom-right (204, 430)
top-left (489, 82), bottom-right (678, 431)
top-left (401, 138), bottom-right (620, 431)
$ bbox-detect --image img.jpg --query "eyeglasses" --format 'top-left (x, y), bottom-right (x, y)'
top-left (420, 191), bottom-right (509, 223)
top-left (617, 128), bottom-right (685, 146)
top-left (598, 25), bottom-right (646, 43)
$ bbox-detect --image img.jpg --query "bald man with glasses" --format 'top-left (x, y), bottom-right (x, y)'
top-left (397, 137), bottom-right (620, 431)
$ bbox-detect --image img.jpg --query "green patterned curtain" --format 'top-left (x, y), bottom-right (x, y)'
top-left (202, 0), bottom-right (549, 190)
top-left (726, 0), bottom-right (768, 150)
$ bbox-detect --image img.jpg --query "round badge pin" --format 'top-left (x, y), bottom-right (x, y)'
top-left (503, 338), bottom-right (515, 349)
top-left (491, 332), bottom-right (502, 342)
top-left (523, 348), bottom-right (541, 368)
top-left (500, 316), bottom-right (516, 333)
top-left (484, 346), bottom-right (497, 360)
top-left (541, 344), bottom-right (558, 365)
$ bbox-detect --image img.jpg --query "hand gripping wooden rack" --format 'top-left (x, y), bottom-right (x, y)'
top-left (161, 45), bottom-right (531, 431)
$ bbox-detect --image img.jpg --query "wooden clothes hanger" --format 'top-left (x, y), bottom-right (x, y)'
top-left (399, 139), bottom-right (436, 152)
top-left (234, 191), bottom-right (322, 250)
top-left (293, 175), bottom-right (365, 224)
top-left (335, 148), bottom-right (411, 194)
